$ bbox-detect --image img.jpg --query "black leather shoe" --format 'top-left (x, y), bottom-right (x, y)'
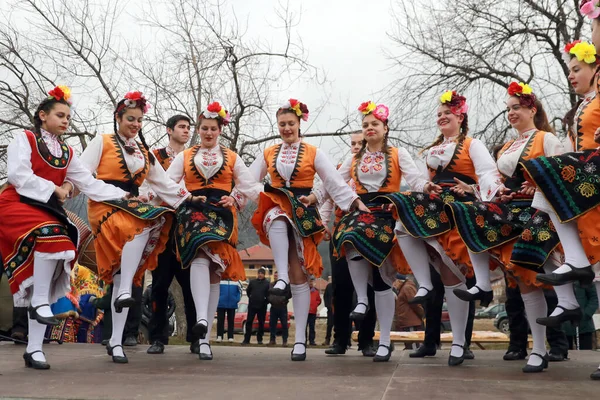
top-left (547, 352), bottom-right (568, 362)
top-left (448, 344), bottom-right (465, 366)
top-left (536, 306), bottom-right (582, 328)
top-left (28, 304), bottom-right (59, 326)
top-left (373, 344), bottom-right (393, 362)
top-left (23, 351), bottom-right (50, 370)
top-left (503, 350), bottom-right (527, 360)
top-left (362, 345), bottom-right (377, 357)
top-left (106, 343), bottom-right (128, 364)
top-left (147, 341), bottom-right (165, 354)
top-left (349, 302), bottom-right (369, 321)
top-left (123, 336), bottom-right (138, 347)
top-left (463, 347), bottom-right (475, 360)
top-left (192, 319), bottom-right (208, 340)
top-left (536, 263), bottom-right (595, 286)
top-left (325, 344), bottom-right (347, 355)
top-left (409, 287), bottom-right (435, 305)
top-left (453, 286), bottom-right (493, 307)
top-left (409, 345), bottom-right (436, 358)
top-left (190, 341), bottom-right (200, 354)
top-left (291, 342), bottom-right (307, 361)
top-left (591, 368), bottom-right (600, 380)
top-left (199, 343), bottom-right (213, 360)
top-left (522, 353), bottom-right (548, 373)
top-left (113, 294), bottom-right (136, 313)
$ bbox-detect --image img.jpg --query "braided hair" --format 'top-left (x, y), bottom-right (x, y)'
top-left (33, 97), bottom-right (71, 134)
top-left (421, 111), bottom-right (469, 155)
top-left (114, 98), bottom-right (155, 165)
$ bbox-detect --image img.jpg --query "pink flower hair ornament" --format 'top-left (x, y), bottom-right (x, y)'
top-left (581, 0), bottom-right (600, 19)
top-left (439, 90), bottom-right (468, 115)
top-left (358, 101), bottom-right (390, 123)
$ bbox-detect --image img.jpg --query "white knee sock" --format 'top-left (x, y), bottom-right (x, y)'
top-left (290, 282), bottom-right (309, 355)
top-left (521, 290), bottom-right (548, 366)
top-left (444, 282), bottom-right (468, 357)
top-left (117, 229), bottom-right (150, 299)
top-left (397, 236), bottom-right (433, 297)
top-left (346, 255), bottom-right (370, 314)
top-left (31, 256), bottom-right (59, 318)
top-left (190, 257), bottom-right (211, 327)
top-left (543, 263), bottom-right (578, 316)
top-left (467, 250), bottom-right (492, 292)
top-left (26, 318), bottom-right (47, 362)
top-left (199, 283), bottom-right (220, 355)
top-left (547, 211), bottom-right (589, 272)
top-left (374, 288), bottom-right (395, 357)
top-left (268, 219), bottom-right (290, 291)
top-left (109, 274), bottom-right (127, 357)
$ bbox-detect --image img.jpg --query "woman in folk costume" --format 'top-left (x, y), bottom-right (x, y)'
top-left (0, 86), bottom-right (128, 369)
top-left (449, 83), bottom-right (567, 373)
top-left (166, 102), bottom-right (261, 360)
top-left (383, 91), bottom-right (502, 366)
top-left (80, 91), bottom-right (195, 363)
top-left (247, 99), bottom-right (366, 361)
top-left (310, 101), bottom-right (436, 362)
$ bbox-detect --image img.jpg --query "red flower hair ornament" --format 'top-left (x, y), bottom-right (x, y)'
top-left (507, 82), bottom-right (537, 108)
top-left (117, 91), bottom-right (151, 114)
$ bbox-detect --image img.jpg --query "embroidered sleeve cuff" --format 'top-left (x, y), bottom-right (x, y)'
top-left (311, 186), bottom-right (328, 208)
top-left (170, 188), bottom-right (190, 209)
top-left (232, 189), bottom-right (248, 211)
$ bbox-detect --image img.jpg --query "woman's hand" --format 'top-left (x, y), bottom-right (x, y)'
top-left (54, 185), bottom-right (70, 205)
top-left (323, 227), bottom-right (331, 241)
top-left (218, 195), bottom-right (236, 208)
top-left (423, 182), bottom-right (442, 195)
top-left (61, 181), bottom-right (74, 198)
top-left (350, 198), bottom-right (370, 213)
top-left (450, 178), bottom-right (474, 197)
top-left (498, 186), bottom-right (515, 203)
top-left (299, 193), bottom-right (317, 207)
top-left (187, 195), bottom-right (207, 205)
top-left (519, 181), bottom-right (536, 197)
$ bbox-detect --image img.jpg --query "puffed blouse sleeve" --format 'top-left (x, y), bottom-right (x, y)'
top-left (397, 147), bottom-right (428, 191)
top-left (313, 149), bottom-right (357, 212)
top-left (469, 138), bottom-right (503, 202)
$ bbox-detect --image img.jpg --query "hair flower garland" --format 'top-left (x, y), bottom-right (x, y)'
top-left (569, 41), bottom-right (597, 64)
top-left (507, 81), bottom-right (537, 108)
top-left (580, 0), bottom-right (600, 19)
top-left (121, 91), bottom-right (151, 114)
top-left (281, 98), bottom-right (309, 121)
top-left (48, 85), bottom-right (72, 103)
top-left (439, 90), bottom-right (468, 115)
top-left (358, 101), bottom-right (390, 122)
top-left (201, 102), bottom-right (231, 126)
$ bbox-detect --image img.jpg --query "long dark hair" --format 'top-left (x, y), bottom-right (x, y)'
top-left (354, 116), bottom-right (390, 161)
top-left (421, 112), bottom-right (469, 154)
top-left (531, 99), bottom-right (555, 133)
top-left (114, 99), bottom-right (155, 165)
top-left (33, 97), bottom-right (71, 134)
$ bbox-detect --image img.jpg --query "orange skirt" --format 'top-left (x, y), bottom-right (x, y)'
top-left (435, 227), bottom-right (474, 279)
top-left (577, 207), bottom-right (600, 265)
top-left (88, 201), bottom-right (173, 285)
top-left (251, 191), bottom-right (325, 278)
top-left (204, 241), bottom-right (246, 281)
top-left (493, 240), bottom-right (548, 289)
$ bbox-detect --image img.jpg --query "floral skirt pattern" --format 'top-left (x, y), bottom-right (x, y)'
top-left (521, 149), bottom-right (600, 222)
top-left (510, 210), bottom-right (560, 271)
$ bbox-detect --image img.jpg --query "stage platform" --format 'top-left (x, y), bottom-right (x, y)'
top-left (0, 342), bottom-right (598, 399)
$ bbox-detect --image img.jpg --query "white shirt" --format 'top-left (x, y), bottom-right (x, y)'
top-left (497, 129), bottom-right (564, 177)
top-left (80, 133), bottom-right (189, 208)
top-left (7, 131), bottom-right (127, 203)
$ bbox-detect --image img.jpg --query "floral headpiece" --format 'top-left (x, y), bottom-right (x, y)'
top-left (581, 0), bottom-right (600, 19)
top-left (507, 82), bottom-right (537, 108)
top-left (47, 85), bottom-right (72, 104)
top-left (439, 90), bottom-right (468, 115)
top-left (280, 99), bottom-right (309, 121)
top-left (358, 101), bottom-right (389, 122)
top-left (116, 91), bottom-right (151, 115)
top-left (564, 40), bottom-right (597, 64)
top-left (200, 102), bottom-right (231, 126)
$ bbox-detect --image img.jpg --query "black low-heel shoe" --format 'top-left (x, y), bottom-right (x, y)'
top-left (536, 306), bottom-right (582, 328)
top-left (536, 263), bottom-right (594, 286)
top-left (199, 343), bottom-right (213, 361)
top-left (349, 302), bottom-right (369, 321)
top-left (324, 344), bottom-right (346, 355)
top-left (23, 351), bottom-right (50, 370)
top-left (522, 353), bottom-right (548, 373)
top-left (409, 287), bottom-right (435, 305)
top-left (291, 342), bottom-right (307, 361)
top-left (192, 319), bottom-right (208, 340)
top-left (106, 343), bottom-right (128, 364)
top-left (113, 294), bottom-right (136, 314)
top-left (591, 368), bottom-right (600, 380)
top-left (373, 344), bottom-right (394, 362)
top-left (453, 286), bottom-right (493, 307)
top-left (28, 304), bottom-right (59, 326)
top-left (448, 344), bottom-right (465, 366)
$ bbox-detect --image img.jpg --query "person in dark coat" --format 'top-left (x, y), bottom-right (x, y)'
top-left (216, 279), bottom-right (242, 342)
top-left (269, 271), bottom-right (290, 346)
top-left (562, 282), bottom-right (598, 350)
top-left (242, 267), bottom-right (270, 345)
top-left (322, 276), bottom-right (334, 346)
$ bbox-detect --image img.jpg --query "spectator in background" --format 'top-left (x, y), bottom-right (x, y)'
top-left (216, 279), bottom-right (242, 343)
top-left (307, 277), bottom-right (321, 346)
top-left (393, 275), bottom-right (425, 350)
top-left (242, 267), bottom-right (270, 345)
top-left (322, 276), bottom-right (334, 346)
top-left (562, 282), bottom-right (598, 350)
top-left (269, 271), bottom-right (290, 347)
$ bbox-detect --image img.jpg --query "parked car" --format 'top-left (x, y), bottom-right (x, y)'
top-left (226, 302), bottom-right (293, 335)
top-left (494, 310), bottom-right (509, 334)
top-left (441, 302), bottom-right (451, 332)
top-left (475, 303), bottom-right (505, 319)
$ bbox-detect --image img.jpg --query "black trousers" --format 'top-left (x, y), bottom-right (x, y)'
top-left (269, 307), bottom-right (289, 342)
top-left (567, 332), bottom-right (594, 350)
top-left (123, 283), bottom-right (143, 339)
top-left (505, 279), bottom-right (569, 355)
top-left (216, 308), bottom-right (235, 339)
top-left (307, 313), bottom-right (317, 343)
top-left (244, 305), bottom-right (267, 342)
top-left (325, 310), bottom-right (334, 341)
top-left (148, 246), bottom-right (197, 344)
top-left (330, 241), bottom-right (376, 349)
top-left (422, 265), bottom-right (475, 349)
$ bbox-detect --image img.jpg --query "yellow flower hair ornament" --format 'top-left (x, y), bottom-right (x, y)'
top-left (439, 90), bottom-right (468, 115)
top-left (47, 85), bottom-right (72, 104)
